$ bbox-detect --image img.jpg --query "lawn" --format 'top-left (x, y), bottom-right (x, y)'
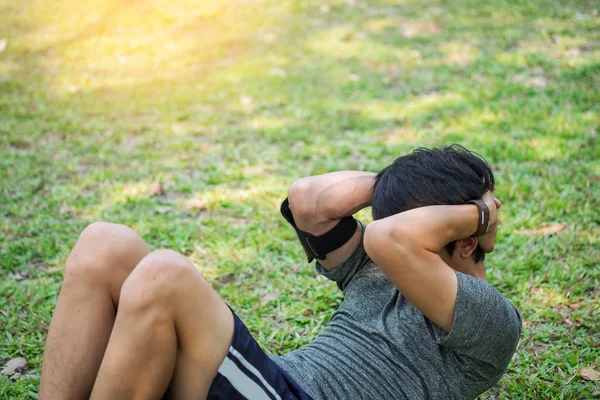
top-left (1, 0), bottom-right (599, 398)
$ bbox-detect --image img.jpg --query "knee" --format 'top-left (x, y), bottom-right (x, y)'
top-left (65, 222), bottom-right (149, 280)
top-left (119, 250), bottom-right (202, 314)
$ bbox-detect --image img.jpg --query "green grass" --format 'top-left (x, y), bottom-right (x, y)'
top-left (1, 0), bottom-right (599, 398)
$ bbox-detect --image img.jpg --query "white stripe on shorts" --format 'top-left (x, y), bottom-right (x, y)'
top-left (218, 356), bottom-right (272, 400)
top-left (228, 346), bottom-right (282, 400)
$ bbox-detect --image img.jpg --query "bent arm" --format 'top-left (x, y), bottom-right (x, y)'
top-left (364, 205), bottom-right (480, 332)
top-left (287, 171), bottom-right (375, 270)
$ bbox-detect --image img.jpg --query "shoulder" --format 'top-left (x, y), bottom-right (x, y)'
top-left (429, 272), bottom-right (522, 376)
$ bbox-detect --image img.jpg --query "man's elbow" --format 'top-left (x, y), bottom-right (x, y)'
top-left (364, 220), bottom-right (417, 263)
top-left (287, 178), bottom-right (314, 218)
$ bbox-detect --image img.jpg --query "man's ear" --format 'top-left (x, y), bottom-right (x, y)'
top-left (456, 237), bottom-right (479, 259)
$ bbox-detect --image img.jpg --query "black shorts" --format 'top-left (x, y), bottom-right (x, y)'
top-left (207, 308), bottom-right (314, 400)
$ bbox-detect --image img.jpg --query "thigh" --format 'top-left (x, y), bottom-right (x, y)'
top-left (92, 250), bottom-right (236, 400)
top-left (127, 250), bottom-right (236, 399)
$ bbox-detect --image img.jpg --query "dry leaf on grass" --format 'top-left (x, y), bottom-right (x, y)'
top-left (60, 205), bottom-right (77, 215)
top-left (533, 223), bottom-right (565, 236)
top-left (261, 293), bottom-right (279, 303)
top-left (581, 367), bottom-right (600, 381)
top-left (342, 32), bottom-right (355, 41)
top-left (525, 344), bottom-right (547, 354)
top-left (1, 358), bottom-right (27, 376)
top-left (149, 181), bottom-right (164, 196)
top-left (564, 48), bottom-right (582, 58)
top-left (185, 199), bottom-right (206, 210)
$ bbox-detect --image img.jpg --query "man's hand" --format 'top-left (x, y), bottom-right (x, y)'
top-left (477, 191), bottom-right (501, 253)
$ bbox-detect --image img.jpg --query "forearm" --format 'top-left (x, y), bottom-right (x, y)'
top-left (369, 204), bottom-right (479, 254)
top-left (288, 171), bottom-right (375, 235)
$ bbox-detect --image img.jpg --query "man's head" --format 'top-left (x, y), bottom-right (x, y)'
top-left (372, 145), bottom-right (497, 273)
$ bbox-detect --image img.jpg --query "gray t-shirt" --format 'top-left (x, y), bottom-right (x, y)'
top-left (271, 223), bottom-right (522, 400)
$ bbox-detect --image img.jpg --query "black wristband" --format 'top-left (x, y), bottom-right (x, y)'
top-left (467, 199), bottom-right (490, 237)
top-left (280, 198), bottom-right (358, 262)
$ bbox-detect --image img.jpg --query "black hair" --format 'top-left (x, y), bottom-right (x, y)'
top-left (372, 144), bottom-right (495, 263)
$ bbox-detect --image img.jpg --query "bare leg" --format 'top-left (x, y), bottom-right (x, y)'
top-left (90, 250), bottom-right (234, 400)
top-left (40, 222), bottom-right (151, 400)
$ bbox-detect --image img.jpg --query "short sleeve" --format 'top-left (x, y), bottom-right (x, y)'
top-left (425, 271), bottom-right (522, 376)
top-left (315, 221), bottom-right (371, 292)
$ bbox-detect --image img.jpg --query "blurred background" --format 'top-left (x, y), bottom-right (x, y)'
top-left (1, 0), bottom-right (599, 398)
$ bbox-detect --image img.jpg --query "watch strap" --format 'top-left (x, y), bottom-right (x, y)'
top-left (467, 199), bottom-right (490, 237)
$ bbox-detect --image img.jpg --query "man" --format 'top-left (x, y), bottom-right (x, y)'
top-left (39, 145), bottom-right (522, 400)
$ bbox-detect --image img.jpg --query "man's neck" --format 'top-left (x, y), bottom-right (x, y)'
top-left (456, 261), bottom-right (488, 281)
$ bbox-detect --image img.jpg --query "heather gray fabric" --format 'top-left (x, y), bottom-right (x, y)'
top-left (270, 222), bottom-right (522, 400)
